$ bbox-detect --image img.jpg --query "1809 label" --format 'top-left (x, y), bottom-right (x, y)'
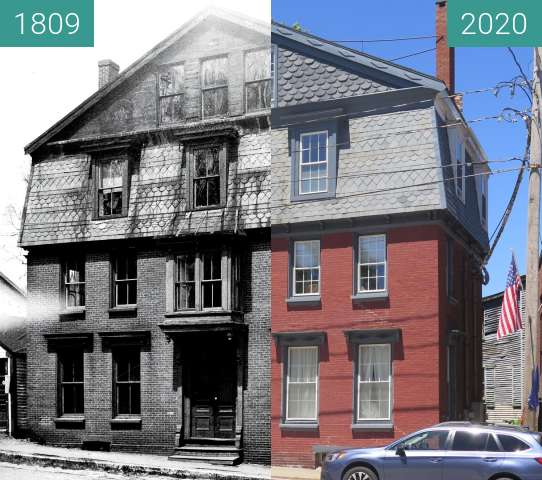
top-left (0, 0), bottom-right (93, 47)
top-left (448, 0), bottom-right (540, 47)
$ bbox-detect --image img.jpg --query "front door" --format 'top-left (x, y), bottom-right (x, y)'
top-left (0, 358), bottom-right (8, 430)
top-left (187, 336), bottom-right (236, 440)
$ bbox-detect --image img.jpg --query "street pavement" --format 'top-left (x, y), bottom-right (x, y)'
top-left (0, 462), bottom-right (185, 480)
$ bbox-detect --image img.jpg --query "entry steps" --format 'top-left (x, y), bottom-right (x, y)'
top-left (170, 442), bottom-right (242, 465)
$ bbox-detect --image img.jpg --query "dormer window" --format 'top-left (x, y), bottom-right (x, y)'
top-left (245, 49), bottom-right (271, 112)
top-left (159, 64), bottom-right (185, 124)
top-left (96, 157), bottom-right (129, 218)
top-left (454, 138), bottom-right (466, 202)
top-left (201, 56), bottom-right (228, 118)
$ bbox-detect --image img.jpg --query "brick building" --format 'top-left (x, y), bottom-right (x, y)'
top-left (19, 9), bottom-right (270, 465)
top-left (270, 13), bottom-right (489, 467)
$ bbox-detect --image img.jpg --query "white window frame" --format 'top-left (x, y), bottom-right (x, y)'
top-left (453, 135), bottom-right (466, 203)
top-left (299, 131), bottom-right (329, 195)
top-left (358, 234), bottom-right (387, 294)
top-left (357, 343), bottom-right (392, 422)
top-left (293, 240), bottom-right (320, 296)
top-left (285, 346), bottom-right (319, 422)
top-left (63, 258), bottom-right (85, 309)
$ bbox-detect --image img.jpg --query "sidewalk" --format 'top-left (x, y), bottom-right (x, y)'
top-left (0, 437), bottom-right (269, 480)
top-left (271, 466), bottom-right (320, 480)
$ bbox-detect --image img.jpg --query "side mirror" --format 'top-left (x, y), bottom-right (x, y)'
top-left (396, 446), bottom-right (406, 457)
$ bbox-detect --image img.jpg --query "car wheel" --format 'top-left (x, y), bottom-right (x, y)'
top-left (343, 466), bottom-right (378, 480)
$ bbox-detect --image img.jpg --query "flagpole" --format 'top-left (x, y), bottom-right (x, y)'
top-left (523, 47), bottom-right (542, 431)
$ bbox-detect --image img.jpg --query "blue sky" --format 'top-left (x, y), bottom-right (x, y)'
top-left (272, 0), bottom-right (533, 296)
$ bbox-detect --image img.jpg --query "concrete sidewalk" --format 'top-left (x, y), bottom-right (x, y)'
top-left (0, 437), bottom-right (269, 480)
top-left (271, 466), bottom-right (320, 480)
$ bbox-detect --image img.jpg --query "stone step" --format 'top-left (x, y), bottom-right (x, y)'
top-left (169, 453), bottom-right (240, 466)
top-left (175, 445), bottom-right (241, 456)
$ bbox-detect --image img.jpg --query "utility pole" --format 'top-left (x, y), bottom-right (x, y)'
top-left (524, 47), bottom-right (542, 431)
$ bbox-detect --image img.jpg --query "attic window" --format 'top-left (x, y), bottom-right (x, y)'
top-left (159, 64), bottom-right (185, 124)
top-left (245, 49), bottom-right (271, 112)
top-left (201, 57), bottom-right (228, 118)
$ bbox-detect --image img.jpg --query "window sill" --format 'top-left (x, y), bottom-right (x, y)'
top-left (94, 213), bottom-right (127, 221)
top-left (352, 291), bottom-right (389, 302)
top-left (351, 422), bottom-right (394, 432)
top-left (54, 415), bottom-right (85, 429)
top-left (59, 308), bottom-right (86, 321)
top-left (108, 306), bottom-right (137, 318)
top-left (280, 422), bottom-right (319, 431)
top-left (111, 416), bottom-right (142, 430)
top-left (165, 309), bottom-right (242, 318)
top-left (286, 296), bottom-right (321, 307)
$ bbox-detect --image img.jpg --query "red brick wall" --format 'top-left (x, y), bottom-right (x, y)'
top-left (271, 225), bottom-right (445, 467)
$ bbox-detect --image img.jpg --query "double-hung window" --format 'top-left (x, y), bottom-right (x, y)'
top-left (357, 344), bottom-right (392, 421)
top-left (114, 253), bottom-right (137, 307)
top-left (299, 132), bottom-right (328, 195)
top-left (98, 158), bottom-right (126, 217)
top-left (286, 346), bottom-right (318, 422)
top-left (174, 251), bottom-right (225, 311)
top-left (202, 57), bottom-right (228, 118)
top-left (58, 350), bottom-right (84, 415)
top-left (159, 64), bottom-right (185, 124)
top-left (245, 49), bottom-right (271, 112)
top-left (113, 349), bottom-right (141, 416)
top-left (358, 235), bottom-right (387, 293)
top-left (293, 240), bottom-right (320, 296)
top-left (194, 147), bottom-right (221, 208)
top-left (63, 258), bottom-right (85, 309)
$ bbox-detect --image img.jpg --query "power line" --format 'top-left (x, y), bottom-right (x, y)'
top-left (391, 47), bottom-right (437, 62)
top-left (332, 35), bottom-right (439, 44)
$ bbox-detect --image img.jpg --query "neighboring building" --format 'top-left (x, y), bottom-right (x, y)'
top-left (270, 3), bottom-right (489, 468)
top-left (19, 9), bottom-right (270, 464)
top-left (0, 271), bottom-right (27, 436)
top-left (482, 281), bottom-right (525, 425)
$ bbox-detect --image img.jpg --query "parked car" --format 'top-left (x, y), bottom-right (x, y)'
top-left (321, 422), bottom-right (542, 480)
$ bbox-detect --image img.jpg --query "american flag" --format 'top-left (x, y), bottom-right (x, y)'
top-left (497, 254), bottom-right (523, 340)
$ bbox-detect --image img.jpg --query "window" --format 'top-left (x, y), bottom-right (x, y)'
top-left (114, 253), bottom-right (137, 307)
top-left (113, 349), bottom-right (141, 416)
top-left (97, 158), bottom-right (126, 217)
top-left (202, 56), bottom-right (228, 118)
top-left (245, 49), bottom-right (271, 112)
top-left (194, 147), bottom-right (221, 208)
top-left (286, 346), bottom-right (318, 421)
top-left (484, 368), bottom-right (495, 408)
top-left (454, 138), bottom-right (466, 201)
top-left (159, 64), bottom-right (185, 124)
top-left (271, 44), bottom-right (277, 107)
top-left (498, 435), bottom-right (530, 452)
top-left (174, 251), bottom-right (225, 311)
top-left (299, 132), bottom-right (328, 195)
top-left (58, 350), bottom-right (84, 415)
top-left (358, 235), bottom-right (387, 293)
top-left (451, 431), bottom-right (499, 452)
top-left (357, 344), bottom-right (392, 421)
top-left (396, 430), bottom-right (449, 451)
top-left (0, 359), bottom-right (7, 391)
top-left (447, 237), bottom-right (455, 299)
top-left (293, 240), bottom-right (320, 296)
top-left (63, 258), bottom-right (85, 308)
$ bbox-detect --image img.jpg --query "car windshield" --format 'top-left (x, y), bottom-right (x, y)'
top-left (391, 430), bottom-right (449, 451)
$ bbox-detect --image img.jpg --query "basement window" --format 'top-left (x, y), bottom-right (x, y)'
top-left (245, 49), bottom-right (271, 112)
top-left (201, 56), bottom-right (228, 118)
top-left (159, 63), bottom-right (185, 124)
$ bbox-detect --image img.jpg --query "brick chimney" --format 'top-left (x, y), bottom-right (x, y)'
top-left (98, 59), bottom-right (120, 89)
top-left (436, 0), bottom-right (455, 94)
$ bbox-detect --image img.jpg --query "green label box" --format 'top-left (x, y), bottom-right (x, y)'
top-left (0, 0), bottom-right (94, 47)
top-left (448, 0), bottom-right (542, 47)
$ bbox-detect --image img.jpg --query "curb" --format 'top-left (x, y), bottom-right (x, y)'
top-left (0, 449), bottom-right (269, 480)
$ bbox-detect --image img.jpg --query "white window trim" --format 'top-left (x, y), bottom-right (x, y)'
top-left (285, 346), bottom-right (319, 422)
top-left (299, 131), bottom-right (329, 195)
top-left (114, 255), bottom-right (137, 308)
top-left (293, 240), bottom-right (321, 297)
top-left (357, 343), bottom-right (392, 422)
top-left (358, 234), bottom-right (387, 294)
top-left (244, 48), bottom-right (271, 113)
top-left (63, 260), bottom-right (85, 310)
top-left (453, 135), bottom-right (466, 203)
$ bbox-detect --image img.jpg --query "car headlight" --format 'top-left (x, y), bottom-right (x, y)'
top-left (326, 451), bottom-right (347, 462)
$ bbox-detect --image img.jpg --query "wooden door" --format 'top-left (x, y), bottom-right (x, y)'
top-left (189, 337), bottom-right (235, 440)
top-left (0, 359), bottom-right (7, 430)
